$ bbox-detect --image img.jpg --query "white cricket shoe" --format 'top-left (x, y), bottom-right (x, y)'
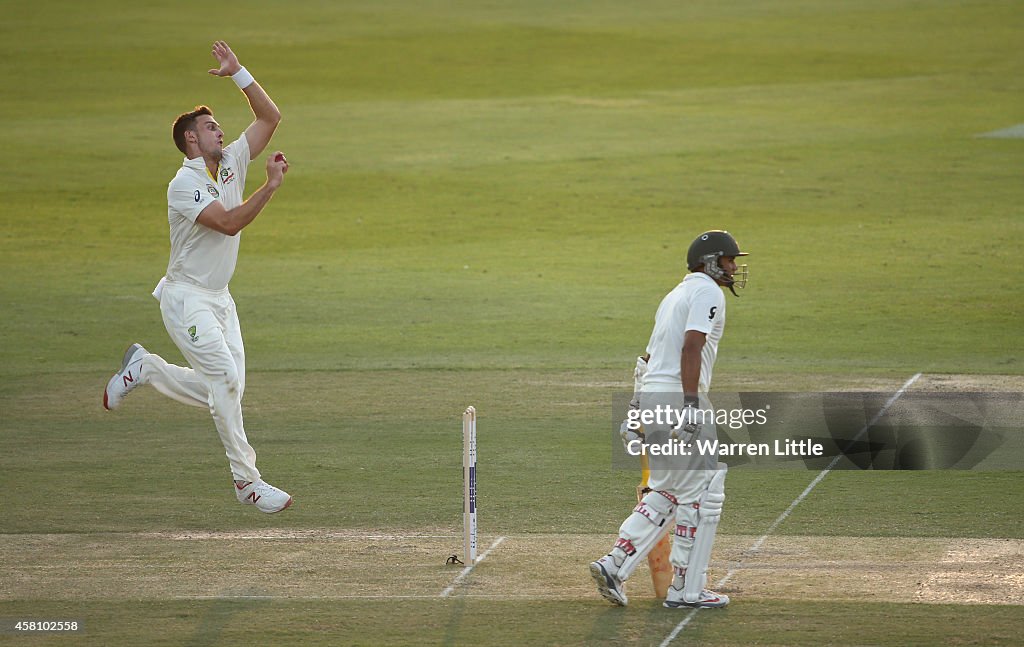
top-left (234, 480), bottom-right (293, 513)
top-left (664, 585), bottom-right (730, 608)
top-left (590, 558), bottom-right (628, 606)
top-left (103, 343), bottom-right (148, 411)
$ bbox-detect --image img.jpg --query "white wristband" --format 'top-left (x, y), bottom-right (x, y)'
top-left (231, 67), bottom-right (255, 89)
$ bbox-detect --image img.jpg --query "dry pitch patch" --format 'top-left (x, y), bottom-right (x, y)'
top-left (717, 372), bottom-right (1024, 393)
top-left (911, 373), bottom-right (1024, 392)
top-left (2, 531), bottom-right (1020, 606)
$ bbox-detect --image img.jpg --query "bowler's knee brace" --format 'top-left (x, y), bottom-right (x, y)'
top-left (610, 489), bottom-right (677, 581)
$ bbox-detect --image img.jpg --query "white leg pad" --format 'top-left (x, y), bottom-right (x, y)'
top-left (682, 464), bottom-right (727, 603)
top-left (606, 489), bottom-right (677, 581)
top-left (670, 502), bottom-right (700, 566)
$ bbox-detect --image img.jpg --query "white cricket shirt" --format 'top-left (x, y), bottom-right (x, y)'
top-left (643, 272), bottom-right (727, 392)
top-left (164, 133), bottom-right (251, 291)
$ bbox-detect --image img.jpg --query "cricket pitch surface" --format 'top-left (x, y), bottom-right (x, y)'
top-left (4, 531), bottom-right (1021, 604)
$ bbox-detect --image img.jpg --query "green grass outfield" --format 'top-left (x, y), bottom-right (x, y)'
top-left (1, 1), bottom-right (1022, 645)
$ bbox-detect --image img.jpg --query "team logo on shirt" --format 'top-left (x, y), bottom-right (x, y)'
top-left (220, 167), bottom-right (236, 185)
top-left (206, 184), bottom-right (220, 198)
top-left (188, 325), bottom-right (199, 343)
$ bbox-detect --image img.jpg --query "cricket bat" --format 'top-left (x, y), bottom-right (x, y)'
top-left (638, 453), bottom-right (673, 598)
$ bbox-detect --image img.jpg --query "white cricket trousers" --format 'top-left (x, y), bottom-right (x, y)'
top-left (143, 280), bottom-right (260, 483)
top-left (642, 389), bottom-right (717, 499)
top-left (641, 388), bottom-right (717, 571)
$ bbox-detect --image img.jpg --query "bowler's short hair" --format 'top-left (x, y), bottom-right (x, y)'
top-left (172, 105), bottom-right (213, 154)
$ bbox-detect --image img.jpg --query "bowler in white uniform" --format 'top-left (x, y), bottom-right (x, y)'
top-left (103, 41), bottom-right (293, 514)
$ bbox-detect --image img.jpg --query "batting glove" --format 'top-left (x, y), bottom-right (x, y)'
top-left (620, 418), bottom-right (645, 449)
top-left (671, 405), bottom-right (702, 440)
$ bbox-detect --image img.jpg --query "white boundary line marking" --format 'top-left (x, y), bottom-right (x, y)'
top-left (658, 607), bottom-right (701, 641)
top-left (440, 535), bottom-right (507, 598)
top-left (658, 373), bottom-right (922, 647)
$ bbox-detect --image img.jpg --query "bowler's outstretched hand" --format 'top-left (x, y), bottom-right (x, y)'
top-left (208, 40), bottom-right (242, 77)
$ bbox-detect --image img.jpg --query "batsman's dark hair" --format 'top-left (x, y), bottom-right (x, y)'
top-left (172, 105), bottom-right (213, 154)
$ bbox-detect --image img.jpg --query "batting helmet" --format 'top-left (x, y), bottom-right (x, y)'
top-left (687, 230), bottom-right (749, 294)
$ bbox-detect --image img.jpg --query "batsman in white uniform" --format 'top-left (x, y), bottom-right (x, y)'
top-left (591, 230), bottom-right (749, 608)
top-left (102, 41), bottom-right (293, 514)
